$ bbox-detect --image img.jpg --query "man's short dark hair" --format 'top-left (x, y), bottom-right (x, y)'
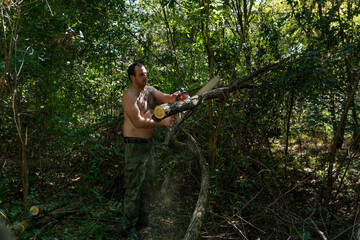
top-left (128, 62), bottom-right (144, 80)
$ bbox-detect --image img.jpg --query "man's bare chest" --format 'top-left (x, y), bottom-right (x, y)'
top-left (136, 89), bottom-right (155, 114)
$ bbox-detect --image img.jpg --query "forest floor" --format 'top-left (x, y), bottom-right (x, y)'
top-left (7, 147), bottom-right (200, 239)
top-left (3, 135), bottom-right (359, 239)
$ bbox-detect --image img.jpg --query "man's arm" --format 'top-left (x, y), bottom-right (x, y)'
top-left (122, 92), bottom-right (172, 128)
top-left (153, 88), bottom-right (177, 103)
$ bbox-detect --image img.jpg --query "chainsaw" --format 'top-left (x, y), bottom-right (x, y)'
top-left (173, 86), bottom-right (191, 123)
top-left (175, 86), bottom-right (190, 101)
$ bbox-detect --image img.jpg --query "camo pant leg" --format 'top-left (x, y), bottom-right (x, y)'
top-left (139, 146), bottom-right (155, 223)
top-left (121, 142), bottom-right (153, 233)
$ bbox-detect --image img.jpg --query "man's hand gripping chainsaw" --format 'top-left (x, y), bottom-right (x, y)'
top-left (171, 86), bottom-right (190, 126)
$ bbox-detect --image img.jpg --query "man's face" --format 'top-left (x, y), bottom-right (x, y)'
top-left (131, 66), bottom-right (148, 90)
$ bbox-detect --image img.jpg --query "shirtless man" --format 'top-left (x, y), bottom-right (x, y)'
top-left (122, 63), bottom-right (175, 138)
top-left (121, 62), bottom-right (176, 239)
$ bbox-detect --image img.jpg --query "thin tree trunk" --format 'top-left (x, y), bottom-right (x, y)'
top-left (201, 0), bottom-right (217, 168)
top-left (162, 6), bottom-right (179, 70)
top-left (3, 2), bottom-right (29, 206)
top-left (0, 3), bottom-right (9, 98)
top-left (285, 92), bottom-right (294, 157)
top-left (21, 141), bottom-right (29, 206)
top-left (13, 89), bottom-right (29, 206)
top-left (284, 92), bottom-right (295, 178)
top-left (325, 71), bottom-right (359, 210)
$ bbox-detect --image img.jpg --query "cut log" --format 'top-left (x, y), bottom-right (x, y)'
top-left (153, 95), bottom-right (203, 121)
top-left (29, 204), bottom-right (58, 216)
top-left (12, 202), bottom-right (81, 234)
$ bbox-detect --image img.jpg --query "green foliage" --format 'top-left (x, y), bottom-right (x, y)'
top-left (0, 0), bottom-right (360, 238)
top-left (0, 168), bottom-right (22, 216)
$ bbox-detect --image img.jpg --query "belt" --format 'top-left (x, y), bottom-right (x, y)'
top-left (124, 137), bottom-right (153, 144)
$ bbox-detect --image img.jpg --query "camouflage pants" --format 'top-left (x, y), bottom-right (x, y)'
top-left (121, 141), bottom-right (154, 233)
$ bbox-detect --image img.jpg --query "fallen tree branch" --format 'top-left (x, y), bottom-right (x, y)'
top-left (29, 204), bottom-right (58, 217)
top-left (153, 60), bottom-right (285, 121)
top-left (309, 218), bottom-right (327, 240)
top-left (153, 84), bottom-right (254, 121)
top-left (176, 131), bottom-right (209, 240)
top-left (12, 202), bottom-right (81, 234)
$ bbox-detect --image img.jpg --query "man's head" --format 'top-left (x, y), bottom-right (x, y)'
top-left (128, 62), bottom-right (144, 80)
top-left (127, 62), bottom-right (148, 91)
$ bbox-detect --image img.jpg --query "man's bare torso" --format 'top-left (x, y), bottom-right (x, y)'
top-left (123, 85), bottom-right (157, 139)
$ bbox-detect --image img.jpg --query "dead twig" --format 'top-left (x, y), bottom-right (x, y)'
top-left (309, 218), bottom-right (327, 240)
top-left (227, 220), bottom-right (248, 240)
top-left (265, 176), bottom-right (311, 210)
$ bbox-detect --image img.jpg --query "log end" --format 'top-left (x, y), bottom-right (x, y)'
top-left (114, 109), bottom-right (120, 117)
top-left (29, 206), bottom-right (39, 216)
top-left (154, 106), bottom-right (165, 120)
top-left (13, 221), bottom-right (26, 233)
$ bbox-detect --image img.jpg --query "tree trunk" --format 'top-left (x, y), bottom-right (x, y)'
top-left (202, 0), bottom-right (217, 168)
top-left (21, 141), bottom-right (29, 206)
top-left (325, 72), bottom-right (360, 210)
top-left (285, 92), bottom-right (294, 157)
top-left (1, 1), bottom-right (30, 207)
top-left (284, 92), bottom-right (295, 178)
top-left (12, 88), bottom-right (29, 206)
top-left (162, 6), bottom-right (179, 70)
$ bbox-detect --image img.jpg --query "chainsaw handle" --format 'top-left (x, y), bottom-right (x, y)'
top-left (176, 86), bottom-right (190, 101)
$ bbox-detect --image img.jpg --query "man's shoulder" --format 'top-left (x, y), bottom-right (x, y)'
top-left (122, 88), bottom-right (136, 101)
top-left (145, 85), bottom-right (155, 92)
